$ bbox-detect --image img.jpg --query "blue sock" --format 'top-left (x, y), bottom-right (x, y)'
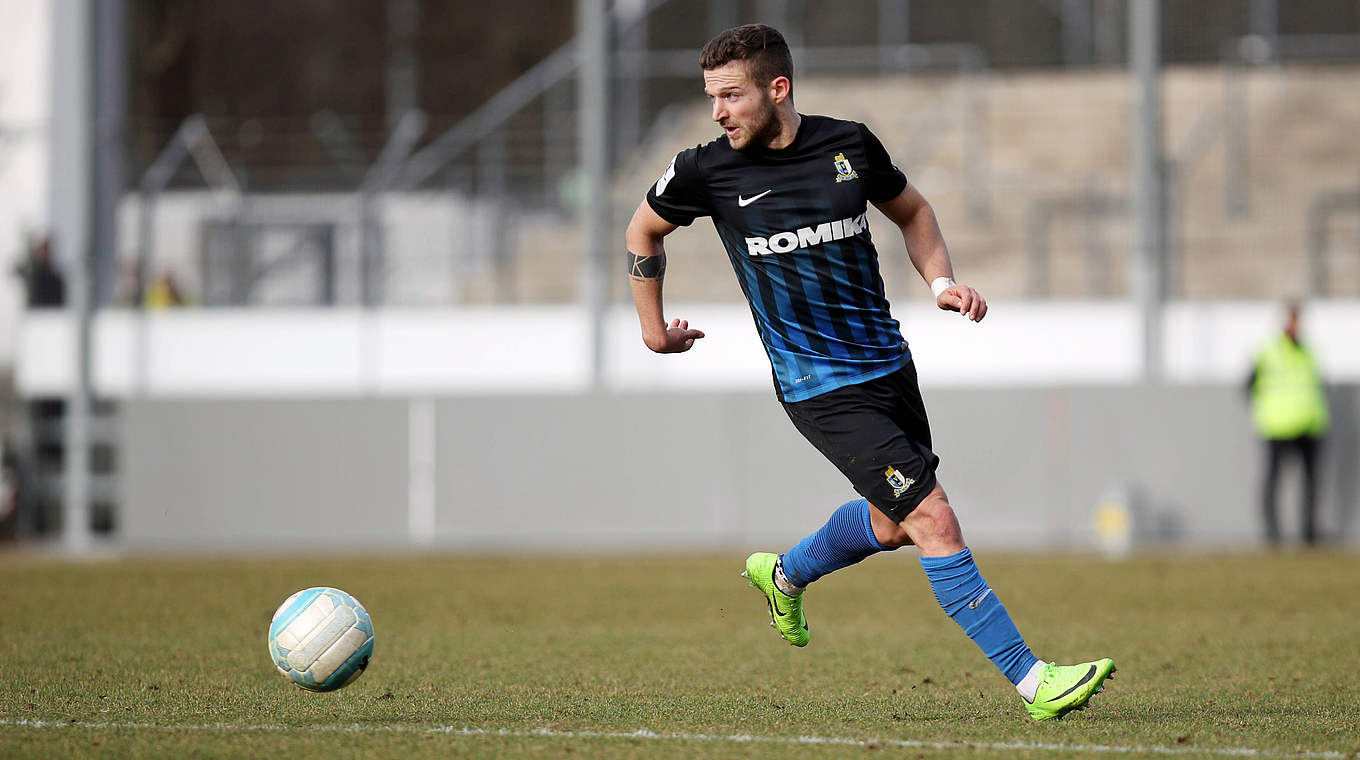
top-left (919, 548), bottom-right (1039, 685)
top-left (780, 499), bottom-right (893, 588)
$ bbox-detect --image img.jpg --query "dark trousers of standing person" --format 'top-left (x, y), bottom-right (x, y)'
top-left (1262, 435), bottom-right (1321, 546)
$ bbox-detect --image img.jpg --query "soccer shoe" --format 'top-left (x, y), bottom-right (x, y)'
top-left (741, 552), bottom-right (809, 647)
top-left (1022, 658), bottom-right (1116, 721)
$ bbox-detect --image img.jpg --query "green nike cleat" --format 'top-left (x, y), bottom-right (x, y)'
top-left (741, 552), bottom-right (809, 647)
top-left (1023, 658), bottom-right (1116, 721)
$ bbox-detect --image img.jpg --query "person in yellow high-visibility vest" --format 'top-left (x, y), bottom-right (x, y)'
top-left (1247, 304), bottom-right (1329, 546)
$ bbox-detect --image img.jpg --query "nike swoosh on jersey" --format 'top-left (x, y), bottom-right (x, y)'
top-left (738, 189), bottom-right (773, 207)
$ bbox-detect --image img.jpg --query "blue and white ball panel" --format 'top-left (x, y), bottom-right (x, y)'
top-left (268, 587), bottom-right (374, 692)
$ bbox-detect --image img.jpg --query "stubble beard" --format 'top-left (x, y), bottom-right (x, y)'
top-left (730, 95), bottom-right (782, 152)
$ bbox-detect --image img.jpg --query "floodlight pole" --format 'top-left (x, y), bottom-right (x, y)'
top-left (1130, 0), bottom-right (1166, 382)
top-left (385, 0), bottom-right (421, 133)
top-left (1248, 0), bottom-right (1279, 62)
top-left (579, 0), bottom-right (609, 389)
top-left (50, 0), bottom-right (94, 551)
top-left (876, 0), bottom-right (909, 71)
top-left (91, 0), bottom-right (125, 309)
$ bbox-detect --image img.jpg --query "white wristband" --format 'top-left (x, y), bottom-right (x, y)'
top-left (930, 276), bottom-right (957, 299)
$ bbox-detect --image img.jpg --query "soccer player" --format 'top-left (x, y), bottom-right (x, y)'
top-left (624, 25), bottom-right (1114, 721)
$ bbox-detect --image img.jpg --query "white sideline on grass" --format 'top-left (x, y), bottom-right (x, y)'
top-left (0, 718), bottom-right (1347, 759)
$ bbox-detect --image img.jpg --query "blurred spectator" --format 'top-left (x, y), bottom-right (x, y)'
top-left (1246, 303), bottom-right (1329, 546)
top-left (144, 271), bottom-right (189, 308)
top-left (11, 236), bottom-right (66, 308)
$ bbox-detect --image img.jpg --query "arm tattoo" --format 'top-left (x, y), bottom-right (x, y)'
top-left (628, 251), bottom-right (667, 280)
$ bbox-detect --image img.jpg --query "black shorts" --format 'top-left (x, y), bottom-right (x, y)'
top-left (781, 360), bottom-right (940, 523)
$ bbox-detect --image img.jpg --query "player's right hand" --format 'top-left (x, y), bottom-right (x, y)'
top-left (646, 318), bottom-right (706, 353)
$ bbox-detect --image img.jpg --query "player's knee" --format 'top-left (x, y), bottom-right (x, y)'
top-left (875, 521), bottom-right (913, 548)
top-left (906, 488), bottom-right (966, 553)
top-left (868, 501), bottom-right (914, 547)
top-left (922, 500), bottom-right (962, 536)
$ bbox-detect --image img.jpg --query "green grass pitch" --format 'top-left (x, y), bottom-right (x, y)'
top-left (2, 549), bottom-right (1358, 758)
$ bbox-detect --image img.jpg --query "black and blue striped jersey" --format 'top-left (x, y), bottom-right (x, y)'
top-left (646, 114), bottom-right (911, 402)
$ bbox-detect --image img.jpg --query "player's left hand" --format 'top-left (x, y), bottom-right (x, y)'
top-left (937, 285), bottom-right (987, 322)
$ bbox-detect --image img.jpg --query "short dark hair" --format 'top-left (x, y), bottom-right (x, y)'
top-left (699, 24), bottom-right (793, 87)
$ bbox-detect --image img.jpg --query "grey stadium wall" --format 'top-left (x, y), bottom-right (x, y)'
top-left (117, 386), bottom-right (1360, 552)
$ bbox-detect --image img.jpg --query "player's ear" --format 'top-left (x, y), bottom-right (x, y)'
top-left (768, 75), bottom-right (792, 105)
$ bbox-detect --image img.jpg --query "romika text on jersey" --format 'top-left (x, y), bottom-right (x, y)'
top-left (743, 212), bottom-right (869, 256)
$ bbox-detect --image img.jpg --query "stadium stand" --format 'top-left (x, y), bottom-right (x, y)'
top-left (482, 64), bottom-right (1360, 306)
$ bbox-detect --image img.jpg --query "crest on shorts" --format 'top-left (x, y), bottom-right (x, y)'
top-left (833, 152), bottom-right (858, 183)
top-left (884, 466), bottom-right (914, 498)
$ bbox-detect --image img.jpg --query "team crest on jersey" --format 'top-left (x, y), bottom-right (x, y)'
top-left (884, 466), bottom-right (914, 498)
top-left (833, 152), bottom-right (859, 183)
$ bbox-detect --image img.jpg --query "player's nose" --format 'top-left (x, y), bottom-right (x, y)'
top-left (711, 98), bottom-right (726, 122)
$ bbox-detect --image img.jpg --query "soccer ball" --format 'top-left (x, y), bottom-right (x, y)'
top-left (268, 587), bottom-right (374, 692)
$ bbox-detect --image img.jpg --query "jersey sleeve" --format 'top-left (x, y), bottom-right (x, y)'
top-left (856, 124), bottom-right (909, 203)
top-left (645, 147), bottom-right (711, 226)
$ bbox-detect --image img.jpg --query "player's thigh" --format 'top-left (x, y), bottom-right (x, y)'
top-left (885, 358), bottom-right (934, 451)
top-left (782, 389), bottom-right (939, 524)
